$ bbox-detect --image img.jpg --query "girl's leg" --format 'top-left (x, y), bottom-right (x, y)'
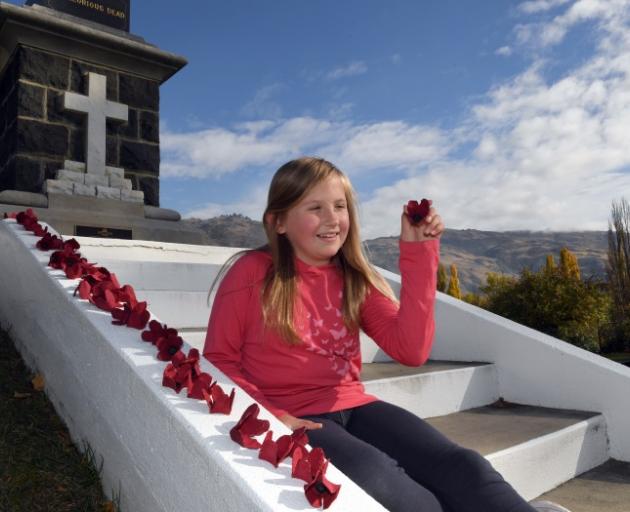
top-left (347, 401), bottom-right (537, 512)
top-left (302, 412), bottom-right (445, 512)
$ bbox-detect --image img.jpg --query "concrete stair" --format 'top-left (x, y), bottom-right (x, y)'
top-left (361, 361), bottom-right (610, 503)
top-left (72, 238), bottom-right (627, 509)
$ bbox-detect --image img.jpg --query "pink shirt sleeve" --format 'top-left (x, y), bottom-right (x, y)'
top-left (203, 254), bottom-right (289, 418)
top-left (360, 239), bottom-right (440, 366)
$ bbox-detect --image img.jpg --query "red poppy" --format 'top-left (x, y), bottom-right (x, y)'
top-left (86, 278), bottom-right (121, 311)
top-left (36, 232), bottom-right (64, 251)
top-left (162, 349), bottom-right (202, 394)
top-left (259, 430), bottom-right (296, 468)
top-left (156, 331), bottom-right (184, 361)
top-left (292, 445), bottom-right (328, 483)
top-left (290, 427), bottom-right (309, 455)
top-left (207, 384), bottom-right (235, 414)
top-left (141, 320), bottom-right (164, 344)
top-left (111, 301), bottom-right (150, 329)
top-left (406, 199), bottom-right (431, 224)
top-left (3, 211), bottom-right (17, 219)
top-left (304, 468), bottom-right (341, 509)
top-left (230, 403), bottom-right (270, 449)
top-left (187, 371), bottom-right (212, 399)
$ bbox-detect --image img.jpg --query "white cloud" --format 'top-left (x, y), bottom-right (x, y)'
top-left (240, 83), bottom-right (284, 119)
top-left (167, 0), bottom-right (630, 239)
top-left (326, 61), bottom-right (368, 80)
top-left (495, 46), bottom-right (513, 56)
top-left (518, 0), bottom-right (572, 14)
top-left (162, 118), bottom-right (449, 180)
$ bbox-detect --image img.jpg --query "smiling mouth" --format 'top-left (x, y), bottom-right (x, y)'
top-left (317, 232), bottom-right (339, 240)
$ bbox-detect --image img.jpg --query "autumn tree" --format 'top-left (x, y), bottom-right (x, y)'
top-left (437, 264), bottom-right (447, 292)
top-left (607, 197), bottom-right (630, 350)
top-left (479, 249), bottom-right (609, 352)
top-left (447, 264), bottom-right (462, 299)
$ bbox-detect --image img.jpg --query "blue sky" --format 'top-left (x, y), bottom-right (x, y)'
top-left (12, 0), bottom-right (630, 238)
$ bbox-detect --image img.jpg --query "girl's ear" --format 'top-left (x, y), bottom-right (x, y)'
top-left (265, 212), bottom-right (286, 234)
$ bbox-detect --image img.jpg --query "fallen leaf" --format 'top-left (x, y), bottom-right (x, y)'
top-left (31, 373), bottom-right (45, 391)
top-left (102, 501), bottom-right (116, 512)
top-left (13, 392), bottom-right (31, 399)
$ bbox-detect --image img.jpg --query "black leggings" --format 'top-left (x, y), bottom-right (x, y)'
top-left (302, 401), bottom-right (536, 512)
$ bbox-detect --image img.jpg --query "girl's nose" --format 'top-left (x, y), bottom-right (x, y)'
top-left (322, 205), bottom-right (338, 224)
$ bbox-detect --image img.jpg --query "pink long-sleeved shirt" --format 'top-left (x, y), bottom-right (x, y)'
top-left (203, 239), bottom-right (439, 418)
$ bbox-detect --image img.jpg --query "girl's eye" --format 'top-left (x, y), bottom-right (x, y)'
top-left (335, 204), bottom-right (346, 210)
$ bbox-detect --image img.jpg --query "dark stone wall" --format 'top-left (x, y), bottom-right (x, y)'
top-left (0, 45), bottom-right (160, 205)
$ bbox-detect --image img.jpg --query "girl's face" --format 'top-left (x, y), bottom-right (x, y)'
top-left (275, 176), bottom-right (350, 267)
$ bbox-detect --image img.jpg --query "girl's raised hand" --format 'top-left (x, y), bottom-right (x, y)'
top-left (401, 200), bottom-right (444, 242)
top-left (278, 413), bottom-right (323, 431)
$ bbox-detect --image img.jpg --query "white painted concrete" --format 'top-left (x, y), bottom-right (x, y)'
top-left (363, 364), bottom-right (499, 419)
top-left (429, 293), bottom-right (630, 462)
top-left (0, 220), bottom-right (386, 512)
top-left (488, 415), bottom-right (609, 501)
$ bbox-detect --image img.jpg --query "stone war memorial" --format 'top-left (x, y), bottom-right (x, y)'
top-left (1, 2), bottom-right (630, 512)
top-left (0, 0), bottom-right (203, 242)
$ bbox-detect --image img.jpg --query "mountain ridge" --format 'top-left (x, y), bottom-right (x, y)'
top-left (182, 215), bottom-right (608, 293)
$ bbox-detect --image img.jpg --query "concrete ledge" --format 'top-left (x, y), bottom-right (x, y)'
top-left (0, 189), bottom-right (48, 208)
top-left (0, 219), bottom-right (386, 512)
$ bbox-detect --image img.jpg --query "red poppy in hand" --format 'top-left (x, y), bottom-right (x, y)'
top-left (230, 403), bottom-right (270, 449)
top-left (259, 430), bottom-right (296, 468)
top-left (304, 468), bottom-right (341, 509)
top-left (406, 199), bottom-right (431, 224)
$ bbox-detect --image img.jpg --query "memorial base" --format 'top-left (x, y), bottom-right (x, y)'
top-left (0, 192), bottom-right (205, 244)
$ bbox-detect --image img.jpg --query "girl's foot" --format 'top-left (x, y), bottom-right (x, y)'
top-left (530, 500), bottom-right (572, 512)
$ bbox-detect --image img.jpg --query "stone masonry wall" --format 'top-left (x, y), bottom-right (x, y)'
top-left (0, 45), bottom-right (160, 206)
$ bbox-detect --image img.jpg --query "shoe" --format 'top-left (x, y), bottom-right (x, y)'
top-left (530, 500), bottom-right (572, 512)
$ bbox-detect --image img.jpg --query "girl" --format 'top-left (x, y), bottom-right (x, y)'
top-left (203, 157), bottom-right (569, 512)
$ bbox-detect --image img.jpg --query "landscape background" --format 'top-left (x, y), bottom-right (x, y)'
top-left (182, 215), bottom-right (608, 294)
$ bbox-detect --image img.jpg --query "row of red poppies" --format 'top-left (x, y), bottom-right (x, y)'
top-left (5, 209), bottom-right (341, 510)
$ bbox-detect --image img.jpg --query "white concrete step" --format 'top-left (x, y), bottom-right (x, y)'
top-left (362, 361), bottom-right (499, 419)
top-left (424, 402), bottom-right (609, 501)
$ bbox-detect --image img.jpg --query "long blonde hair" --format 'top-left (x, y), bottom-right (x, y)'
top-left (210, 156), bottom-right (397, 345)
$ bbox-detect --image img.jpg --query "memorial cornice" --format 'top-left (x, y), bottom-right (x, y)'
top-left (0, 1), bottom-right (187, 82)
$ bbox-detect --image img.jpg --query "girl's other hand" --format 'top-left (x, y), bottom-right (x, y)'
top-left (401, 201), bottom-right (444, 242)
top-left (279, 413), bottom-right (323, 431)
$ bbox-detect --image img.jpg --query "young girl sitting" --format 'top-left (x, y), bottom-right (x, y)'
top-left (203, 157), bottom-right (570, 512)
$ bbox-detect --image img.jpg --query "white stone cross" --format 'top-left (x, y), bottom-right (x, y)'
top-left (64, 72), bottom-right (128, 176)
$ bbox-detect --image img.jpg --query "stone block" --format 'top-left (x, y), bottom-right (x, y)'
top-left (106, 135), bottom-right (119, 166)
top-left (64, 160), bottom-right (86, 173)
top-left (69, 128), bottom-right (86, 162)
top-left (73, 183), bottom-right (96, 197)
top-left (120, 188), bottom-right (144, 203)
top-left (105, 166), bottom-right (124, 179)
top-left (119, 74), bottom-right (159, 110)
top-left (0, 123), bottom-right (16, 167)
top-left (84, 174), bottom-right (109, 187)
top-left (140, 111), bottom-right (159, 143)
top-left (17, 82), bottom-right (44, 118)
top-left (108, 108), bottom-right (137, 138)
top-left (44, 178), bottom-right (73, 195)
top-left (56, 169), bottom-right (84, 183)
top-left (17, 119), bottom-right (68, 156)
top-left (96, 185), bottom-right (122, 200)
top-left (12, 155), bottom-right (44, 193)
top-left (43, 160), bottom-right (63, 181)
top-left (70, 61), bottom-right (118, 101)
top-left (0, 54), bottom-right (18, 101)
top-left (18, 46), bottom-right (69, 89)
top-left (120, 140), bottom-right (159, 173)
top-left (139, 175), bottom-right (159, 206)
top-left (109, 175), bottom-right (132, 189)
top-left (47, 89), bottom-right (85, 127)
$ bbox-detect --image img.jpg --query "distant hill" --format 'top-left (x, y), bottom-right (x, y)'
top-left (182, 216), bottom-right (609, 293)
